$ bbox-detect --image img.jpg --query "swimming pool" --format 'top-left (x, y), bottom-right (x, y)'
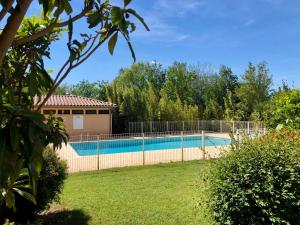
top-left (71, 136), bottom-right (231, 156)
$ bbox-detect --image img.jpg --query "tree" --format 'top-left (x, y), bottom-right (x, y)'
top-left (145, 84), bottom-right (160, 121)
top-left (158, 92), bottom-right (198, 121)
top-left (53, 83), bottom-right (71, 95)
top-left (162, 62), bottom-right (196, 104)
top-left (224, 91), bottom-right (244, 120)
top-left (237, 62), bottom-right (272, 119)
top-left (106, 62), bottom-right (164, 131)
top-left (0, 0), bottom-right (148, 212)
top-left (71, 80), bottom-right (109, 101)
top-left (219, 66), bottom-right (239, 93)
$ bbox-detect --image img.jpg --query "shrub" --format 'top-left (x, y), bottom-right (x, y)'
top-left (35, 147), bottom-right (68, 212)
top-left (0, 147), bottom-right (67, 223)
top-left (264, 89), bottom-right (300, 129)
top-left (205, 130), bottom-right (300, 225)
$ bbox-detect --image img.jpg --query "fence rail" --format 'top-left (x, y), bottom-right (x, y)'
top-left (128, 120), bottom-right (265, 134)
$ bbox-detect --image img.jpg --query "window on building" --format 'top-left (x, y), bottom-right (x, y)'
top-left (43, 110), bottom-right (56, 114)
top-left (99, 110), bottom-right (110, 114)
top-left (58, 110), bottom-right (71, 115)
top-left (72, 110), bottom-right (84, 114)
top-left (86, 110), bottom-right (97, 114)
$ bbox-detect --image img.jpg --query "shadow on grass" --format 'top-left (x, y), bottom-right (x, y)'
top-left (40, 209), bottom-right (90, 225)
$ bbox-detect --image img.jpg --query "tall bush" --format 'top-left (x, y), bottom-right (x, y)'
top-left (205, 130), bottom-right (300, 225)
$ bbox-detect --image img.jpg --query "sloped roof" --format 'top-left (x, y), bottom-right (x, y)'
top-left (34, 95), bottom-right (115, 108)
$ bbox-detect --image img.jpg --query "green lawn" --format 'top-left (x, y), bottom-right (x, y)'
top-left (44, 161), bottom-right (213, 225)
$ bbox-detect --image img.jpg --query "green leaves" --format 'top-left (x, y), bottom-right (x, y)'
top-left (38, 0), bottom-right (73, 17)
top-left (1, 167), bottom-right (37, 212)
top-left (265, 90), bottom-right (300, 130)
top-left (206, 131), bottom-right (300, 224)
top-left (125, 39), bottom-right (136, 62)
top-left (108, 32), bottom-right (118, 55)
top-left (126, 9), bottom-right (150, 31)
top-left (87, 12), bottom-right (103, 28)
top-left (0, 110), bottom-right (68, 211)
top-left (62, 0), bottom-right (73, 15)
top-left (111, 7), bottom-right (124, 26)
top-left (124, 0), bottom-right (132, 7)
top-left (12, 187), bottom-right (36, 205)
top-left (0, 0), bottom-right (148, 212)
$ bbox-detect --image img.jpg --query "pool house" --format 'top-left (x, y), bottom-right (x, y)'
top-left (35, 95), bottom-right (115, 135)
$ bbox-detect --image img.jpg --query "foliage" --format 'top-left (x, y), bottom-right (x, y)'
top-left (0, 0), bottom-right (147, 214)
top-left (68, 61), bottom-right (271, 132)
top-left (35, 147), bottom-right (68, 212)
top-left (55, 80), bottom-right (109, 101)
top-left (264, 89), bottom-right (300, 129)
top-left (205, 130), bottom-right (300, 225)
top-left (162, 62), bottom-right (196, 104)
top-left (0, 15), bottom-right (68, 212)
top-left (1, 147), bottom-right (67, 223)
top-left (158, 93), bottom-right (198, 121)
top-left (236, 62), bottom-right (272, 119)
top-left (106, 62), bottom-right (165, 131)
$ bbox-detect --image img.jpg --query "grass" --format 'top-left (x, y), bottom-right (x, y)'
top-left (45, 161), bottom-right (213, 225)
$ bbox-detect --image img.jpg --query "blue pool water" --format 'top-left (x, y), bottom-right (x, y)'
top-left (71, 136), bottom-right (231, 156)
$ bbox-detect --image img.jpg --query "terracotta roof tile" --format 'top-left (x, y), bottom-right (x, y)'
top-left (34, 95), bottom-right (115, 108)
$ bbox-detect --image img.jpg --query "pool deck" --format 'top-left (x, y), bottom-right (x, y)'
top-left (58, 133), bottom-right (231, 173)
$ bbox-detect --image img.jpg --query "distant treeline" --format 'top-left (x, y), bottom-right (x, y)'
top-left (56, 61), bottom-right (274, 132)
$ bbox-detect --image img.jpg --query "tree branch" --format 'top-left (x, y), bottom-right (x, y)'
top-left (72, 31), bottom-right (118, 70)
top-left (0, 0), bottom-right (32, 65)
top-left (12, 5), bottom-right (92, 47)
top-left (0, 0), bottom-right (14, 22)
top-left (36, 29), bottom-right (117, 111)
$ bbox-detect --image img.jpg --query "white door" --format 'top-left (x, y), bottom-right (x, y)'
top-left (73, 115), bottom-right (83, 129)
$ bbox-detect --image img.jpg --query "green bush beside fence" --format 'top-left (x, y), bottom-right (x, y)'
top-left (205, 130), bottom-right (300, 225)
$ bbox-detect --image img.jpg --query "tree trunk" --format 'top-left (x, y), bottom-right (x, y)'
top-left (0, 0), bottom-right (32, 65)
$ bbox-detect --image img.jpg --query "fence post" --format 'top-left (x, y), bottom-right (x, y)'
top-left (232, 121), bottom-right (235, 133)
top-left (142, 133), bottom-right (145, 165)
top-left (201, 131), bottom-right (205, 159)
top-left (80, 134), bottom-right (83, 142)
top-left (150, 121), bottom-right (152, 133)
top-left (181, 131), bottom-right (184, 162)
top-left (247, 121), bottom-right (250, 135)
top-left (166, 121), bottom-right (169, 132)
top-left (236, 129), bottom-right (240, 148)
top-left (182, 121), bottom-right (185, 131)
top-left (198, 120), bottom-right (200, 132)
top-left (97, 135), bottom-right (100, 170)
top-left (141, 122), bottom-right (143, 133)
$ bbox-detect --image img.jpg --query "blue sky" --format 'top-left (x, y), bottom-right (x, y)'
top-left (6, 0), bottom-right (300, 87)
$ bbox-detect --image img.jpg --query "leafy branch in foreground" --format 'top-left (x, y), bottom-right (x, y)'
top-left (0, 0), bottom-right (148, 215)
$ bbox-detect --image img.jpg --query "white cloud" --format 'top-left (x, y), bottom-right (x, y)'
top-left (131, 0), bottom-right (207, 44)
top-left (243, 19), bottom-right (256, 27)
top-left (156, 0), bottom-right (207, 16)
top-left (132, 10), bottom-right (191, 43)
